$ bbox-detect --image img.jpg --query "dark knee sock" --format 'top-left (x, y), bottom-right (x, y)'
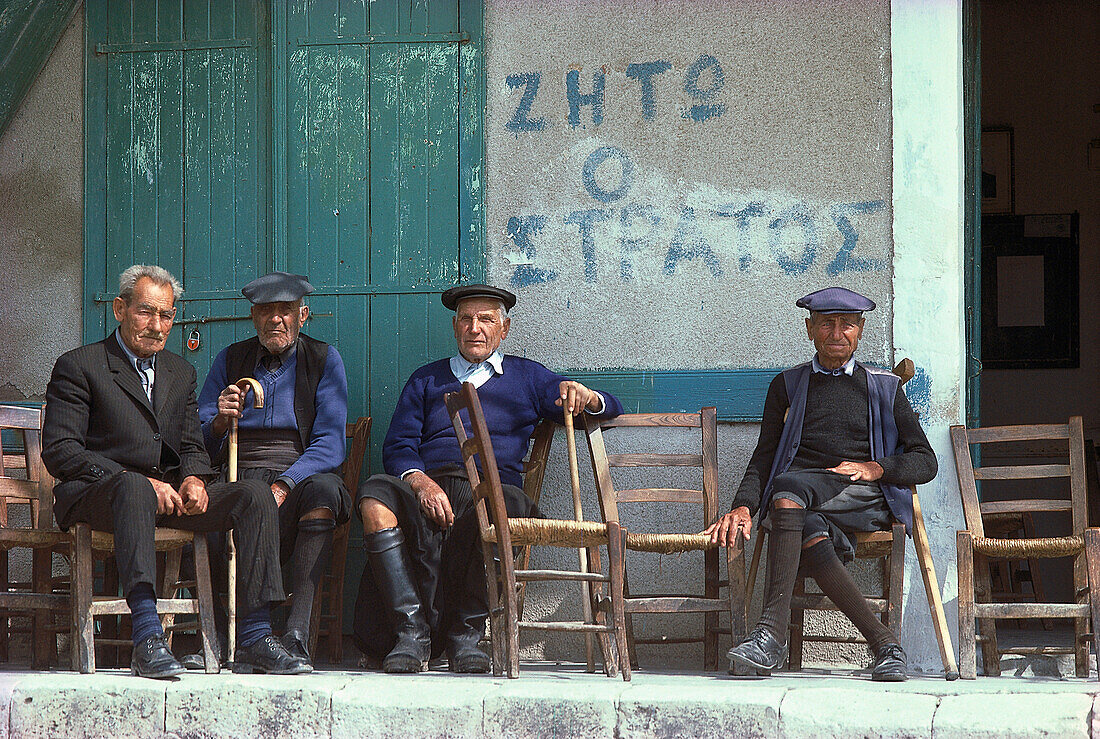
top-left (285, 518), bottom-right (335, 638)
top-left (758, 505), bottom-right (806, 642)
top-left (238, 605), bottom-right (272, 648)
top-left (127, 582), bottom-right (163, 646)
top-left (801, 539), bottom-right (896, 653)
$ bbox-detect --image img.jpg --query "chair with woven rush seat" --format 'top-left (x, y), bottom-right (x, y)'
top-left (444, 382), bottom-right (630, 680)
top-left (743, 359), bottom-right (958, 679)
top-left (584, 407), bottom-right (746, 671)
top-left (951, 415), bottom-right (1100, 679)
top-left (306, 415), bottom-right (371, 665)
top-left (0, 405), bottom-right (72, 667)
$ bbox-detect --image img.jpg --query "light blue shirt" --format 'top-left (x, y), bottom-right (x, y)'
top-left (449, 349), bottom-right (505, 389)
top-left (115, 328), bottom-right (156, 400)
top-left (811, 353), bottom-right (856, 377)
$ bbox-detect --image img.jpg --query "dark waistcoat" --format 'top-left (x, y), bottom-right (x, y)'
top-left (763, 361), bottom-right (913, 532)
top-left (221, 332), bottom-right (329, 463)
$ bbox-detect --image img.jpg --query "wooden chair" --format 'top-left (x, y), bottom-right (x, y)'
top-left (444, 382), bottom-right (630, 679)
top-left (584, 407), bottom-right (747, 671)
top-left (515, 419), bottom-right (556, 619)
top-left (0, 405), bottom-right (72, 667)
top-left (307, 415), bottom-right (371, 664)
top-left (744, 359), bottom-right (958, 679)
top-left (951, 415), bottom-right (1100, 679)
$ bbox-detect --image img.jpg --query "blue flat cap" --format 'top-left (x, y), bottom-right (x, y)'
top-left (441, 284), bottom-right (517, 312)
top-left (241, 272), bottom-right (315, 304)
top-left (796, 287), bottom-right (876, 314)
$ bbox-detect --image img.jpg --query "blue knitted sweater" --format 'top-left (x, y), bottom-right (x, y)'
top-left (383, 356), bottom-right (624, 487)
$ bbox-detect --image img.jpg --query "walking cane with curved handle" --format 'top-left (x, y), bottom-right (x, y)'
top-left (227, 377), bottom-right (264, 664)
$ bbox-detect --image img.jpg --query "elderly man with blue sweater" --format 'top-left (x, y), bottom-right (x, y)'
top-left (353, 284), bottom-right (623, 674)
top-left (198, 272), bottom-right (349, 672)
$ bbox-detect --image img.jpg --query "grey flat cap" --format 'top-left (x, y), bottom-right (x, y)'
top-left (241, 272), bottom-right (315, 304)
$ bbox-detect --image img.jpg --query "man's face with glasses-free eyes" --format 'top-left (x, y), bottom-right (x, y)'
top-left (805, 311), bottom-right (865, 369)
top-left (112, 277), bottom-right (176, 358)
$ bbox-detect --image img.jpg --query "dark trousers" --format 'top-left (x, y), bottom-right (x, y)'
top-left (61, 469), bottom-right (286, 613)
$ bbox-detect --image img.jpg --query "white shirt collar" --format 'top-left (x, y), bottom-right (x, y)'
top-left (811, 354), bottom-right (855, 376)
top-left (450, 350), bottom-right (504, 387)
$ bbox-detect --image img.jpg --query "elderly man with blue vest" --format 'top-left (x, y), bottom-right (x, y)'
top-left (353, 284), bottom-right (624, 674)
top-left (707, 287), bottom-right (937, 682)
top-left (198, 272), bottom-right (349, 671)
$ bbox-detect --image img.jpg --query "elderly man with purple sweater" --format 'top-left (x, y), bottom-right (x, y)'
top-left (353, 284), bottom-right (623, 674)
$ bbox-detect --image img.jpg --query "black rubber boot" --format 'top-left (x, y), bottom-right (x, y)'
top-left (365, 527), bottom-right (431, 673)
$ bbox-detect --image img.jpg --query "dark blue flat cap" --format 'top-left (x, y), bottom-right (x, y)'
top-left (796, 287), bottom-right (876, 314)
top-left (241, 272), bottom-right (315, 304)
top-left (441, 284), bottom-right (517, 312)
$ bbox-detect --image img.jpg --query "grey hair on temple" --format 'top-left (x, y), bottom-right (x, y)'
top-left (118, 265), bottom-right (184, 302)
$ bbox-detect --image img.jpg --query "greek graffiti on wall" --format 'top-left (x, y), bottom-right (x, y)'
top-left (495, 55), bottom-right (890, 291)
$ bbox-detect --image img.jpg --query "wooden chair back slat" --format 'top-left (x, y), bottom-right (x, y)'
top-left (0, 406), bottom-right (43, 430)
top-left (606, 453), bottom-right (702, 468)
top-left (963, 424), bottom-right (1070, 444)
top-left (341, 417), bottom-right (372, 492)
top-left (521, 420), bottom-right (555, 506)
top-left (0, 479), bottom-right (44, 501)
top-left (616, 488), bottom-right (703, 504)
top-left (974, 464), bottom-right (1071, 480)
top-left (599, 413), bottom-right (703, 429)
top-left (981, 500), bottom-right (1072, 515)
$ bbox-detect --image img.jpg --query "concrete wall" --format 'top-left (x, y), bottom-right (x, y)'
top-left (0, 10), bottom-right (83, 402)
top-left (485, 0), bottom-right (967, 672)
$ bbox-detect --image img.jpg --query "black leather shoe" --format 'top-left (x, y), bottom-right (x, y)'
top-left (234, 634), bottom-right (313, 674)
top-left (446, 634), bottom-right (490, 674)
top-left (281, 629), bottom-right (314, 669)
top-left (727, 627), bottom-right (787, 676)
top-left (870, 643), bottom-right (908, 682)
top-left (131, 634), bottom-right (186, 679)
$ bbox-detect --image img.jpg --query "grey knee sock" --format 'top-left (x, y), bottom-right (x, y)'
top-left (801, 539), bottom-right (896, 653)
top-left (757, 506), bottom-right (806, 642)
top-left (285, 521), bottom-right (334, 638)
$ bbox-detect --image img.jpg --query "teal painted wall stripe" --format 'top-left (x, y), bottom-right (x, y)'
top-left (565, 369), bottom-right (780, 422)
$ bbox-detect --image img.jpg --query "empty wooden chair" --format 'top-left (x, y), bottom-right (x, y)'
top-left (951, 415), bottom-right (1100, 679)
top-left (0, 405), bottom-right (71, 667)
top-left (584, 407), bottom-right (746, 671)
top-left (444, 382), bottom-right (630, 679)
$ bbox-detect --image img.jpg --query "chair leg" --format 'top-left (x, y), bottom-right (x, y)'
top-left (192, 534), bottom-right (220, 674)
top-left (886, 523), bottom-right (905, 634)
top-left (974, 551), bottom-right (1000, 676)
top-left (957, 531), bottom-right (977, 680)
top-left (606, 523), bottom-right (630, 681)
top-left (788, 577), bottom-right (805, 671)
top-left (1073, 548), bottom-right (1090, 678)
top-left (32, 548), bottom-right (53, 668)
top-left (704, 546), bottom-right (719, 671)
top-left (745, 533), bottom-right (765, 616)
top-left (160, 548), bottom-right (182, 647)
top-left (72, 524), bottom-right (95, 674)
top-left (726, 541), bottom-right (747, 646)
top-left (622, 565), bottom-right (639, 670)
top-left (0, 550), bottom-right (9, 663)
top-left (1083, 528), bottom-right (1100, 681)
top-left (588, 545), bottom-right (617, 677)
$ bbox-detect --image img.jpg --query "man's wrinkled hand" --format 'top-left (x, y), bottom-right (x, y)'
top-left (828, 460), bottom-right (884, 482)
top-left (149, 477), bottom-right (185, 516)
top-left (179, 475), bottom-right (208, 515)
top-left (211, 385), bottom-right (244, 437)
top-left (271, 480), bottom-right (290, 507)
top-left (555, 380), bottom-right (601, 416)
top-left (409, 472), bottom-right (454, 528)
top-left (702, 506), bottom-right (753, 547)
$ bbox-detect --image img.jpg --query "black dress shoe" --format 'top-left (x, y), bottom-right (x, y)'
top-left (446, 634), bottom-right (490, 674)
top-left (234, 634), bottom-right (313, 674)
top-left (131, 634), bottom-right (186, 679)
top-left (281, 629), bottom-right (314, 669)
top-left (870, 643), bottom-right (908, 682)
top-left (727, 627), bottom-right (788, 676)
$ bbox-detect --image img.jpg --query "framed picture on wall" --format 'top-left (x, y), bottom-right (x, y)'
top-left (981, 213), bottom-right (1079, 369)
top-left (981, 127), bottom-right (1015, 214)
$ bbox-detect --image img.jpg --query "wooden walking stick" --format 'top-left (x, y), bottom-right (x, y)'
top-left (227, 377), bottom-right (264, 664)
top-left (564, 410), bottom-right (596, 672)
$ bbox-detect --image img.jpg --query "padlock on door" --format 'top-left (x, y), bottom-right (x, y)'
top-left (187, 329), bottom-right (202, 352)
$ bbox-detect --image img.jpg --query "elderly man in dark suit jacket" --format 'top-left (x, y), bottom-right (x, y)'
top-left (43, 265), bottom-right (309, 678)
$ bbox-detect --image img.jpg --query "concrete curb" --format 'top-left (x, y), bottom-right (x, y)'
top-left (0, 668), bottom-right (1098, 738)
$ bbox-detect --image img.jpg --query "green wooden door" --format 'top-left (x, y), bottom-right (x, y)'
top-left (84, 1), bottom-right (269, 359)
top-left (86, 0), bottom-right (484, 635)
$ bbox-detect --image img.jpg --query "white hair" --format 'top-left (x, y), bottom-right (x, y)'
top-left (118, 265), bottom-right (183, 302)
